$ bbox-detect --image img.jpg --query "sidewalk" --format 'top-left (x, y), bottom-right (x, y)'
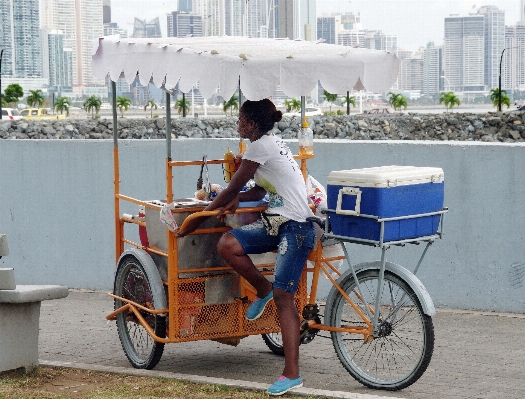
top-left (38, 290), bottom-right (525, 399)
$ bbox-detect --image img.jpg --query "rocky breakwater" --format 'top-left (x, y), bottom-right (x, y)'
top-left (1, 112), bottom-right (524, 142)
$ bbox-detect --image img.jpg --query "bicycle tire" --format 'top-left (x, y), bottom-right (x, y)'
top-left (262, 333), bottom-right (285, 356)
top-left (114, 255), bottom-right (166, 369)
top-left (329, 269), bottom-right (434, 390)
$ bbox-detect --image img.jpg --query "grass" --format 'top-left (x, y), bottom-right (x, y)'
top-left (0, 367), bottom-right (322, 399)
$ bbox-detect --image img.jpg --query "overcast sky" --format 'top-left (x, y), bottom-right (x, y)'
top-left (111, 0), bottom-right (521, 52)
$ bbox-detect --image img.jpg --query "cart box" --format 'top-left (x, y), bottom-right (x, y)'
top-left (327, 166), bottom-right (444, 242)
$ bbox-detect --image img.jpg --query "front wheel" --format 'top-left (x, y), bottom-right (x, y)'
top-left (114, 255), bottom-right (166, 369)
top-left (329, 269), bottom-right (434, 390)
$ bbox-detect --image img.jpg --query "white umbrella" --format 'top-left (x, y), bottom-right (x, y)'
top-left (92, 36), bottom-right (399, 101)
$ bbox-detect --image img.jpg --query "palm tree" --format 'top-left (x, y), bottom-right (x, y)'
top-left (489, 88), bottom-right (511, 110)
top-left (175, 97), bottom-right (190, 117)
top-left (387, 92), bottom-right (408, 111)
top-left (284, 98), bottom-right (301, 113)
top-left (26, 89), bottom-right (45, 108)
top-left (439, 92), bottom-right (461, 112)
top-left (116, 96), bottom-right (132, 118)
top-left (144, 99), bottom-right (158, 118)
top-left (223, 94), bottom-right (239, 117)
top-left (54, 97), bottom-right (71, 116)
top-left (83, 95), bottom-right (102, 118)
top-left (342, 94), bottom-right (357, 115)
top-left (323, 90), bottom-right (338, 112)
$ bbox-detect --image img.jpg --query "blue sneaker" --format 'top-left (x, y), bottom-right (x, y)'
top-left (246, 291), bottom-right (273, 321)
top-left (267, 375), bottom-right (303, 396)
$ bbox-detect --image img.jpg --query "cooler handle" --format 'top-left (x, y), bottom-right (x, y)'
top-left (336, 187), bottom-right (362, 216)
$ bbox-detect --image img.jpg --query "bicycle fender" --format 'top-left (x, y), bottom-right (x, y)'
top-left (324, 261), bottom-right (436, 319)
top-left (117, 248), bottom-right (168, 311)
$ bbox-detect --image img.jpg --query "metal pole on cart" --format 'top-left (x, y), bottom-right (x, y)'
top-left (111, 80), bottom-right (122, 262)
top-left (165, 90), bottom-right (173, 204)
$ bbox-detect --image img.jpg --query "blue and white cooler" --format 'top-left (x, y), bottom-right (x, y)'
top-left (327, 166), bottom-right (445, 242)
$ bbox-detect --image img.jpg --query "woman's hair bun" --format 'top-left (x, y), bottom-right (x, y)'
top-left (274, 110), bottom-right (283, 123)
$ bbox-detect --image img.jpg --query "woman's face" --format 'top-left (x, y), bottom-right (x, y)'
top-left (237, 113), bottom-right (256, 140)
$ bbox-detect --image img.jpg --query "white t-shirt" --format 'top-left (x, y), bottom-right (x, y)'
top-left (243, 134), bottom-right (314, 222)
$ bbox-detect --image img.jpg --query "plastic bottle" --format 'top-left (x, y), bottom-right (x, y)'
top-left (234, 139), bottom-right (245, 172)
top-left (223, 147), bottom-right (235, 182)
top-left (298, 117), bottom-right (314, 156)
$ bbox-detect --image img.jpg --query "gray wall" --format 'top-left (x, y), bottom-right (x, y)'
top-left (1, 139), bottom-right (524, 313)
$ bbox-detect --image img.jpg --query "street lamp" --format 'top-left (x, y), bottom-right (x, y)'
top-left (441, 75), bottom-right (451, 92)
top-left (498, 48), bottom-right (506, 112)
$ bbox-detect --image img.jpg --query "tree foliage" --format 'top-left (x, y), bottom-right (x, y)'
top-left (387, 92), bottom-right (408, 111)
top-left (323, 90), bottom-right (338, 112)
top-left (489, 88), bottom-right (511, 110)
top-left (144, 99), bottom-right (158, 118)
top-left (175, 97), bottom-right (190, 116)
top-left (116, 96), bottom-right (132, 118)
top-left (223, 94), bottom-right (239, 117)
top-left (54, 97), bottom-right (71, 116)
top-left (3, 84), bottom-right (24, 106)
top-left (83, 95), bottom-right (102, 118)
top-left (26, 89), bottom-right (45, 108)
top-left (342, 94), bottom-right (357, 115)
top-left (284, 98), bottom-right (300, 113)
top-left (438, 92), bottom-right (461, 112)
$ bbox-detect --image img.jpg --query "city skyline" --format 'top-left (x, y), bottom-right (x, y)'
top-left (110, 0), bottom-right (521, 51)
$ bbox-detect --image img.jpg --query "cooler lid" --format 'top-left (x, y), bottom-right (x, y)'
top-left (327, 166), bottom-right (444, 188)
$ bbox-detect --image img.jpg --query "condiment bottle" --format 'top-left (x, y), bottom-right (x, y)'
top-left (298, 117), bottom-right (314, 155)
top-left (223, 147), bottom-right (235, 182)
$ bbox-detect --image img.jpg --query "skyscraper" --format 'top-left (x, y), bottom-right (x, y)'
top-left (423, 42), bottom-right (443, 96)
top-left (478, 6), bottom-right (505, 90)
top-left (167, 11), bottom-right (203, 37)
top-left (42, 30), bottom-right (73, 89)
top-left (296, 0), bottom-right (316, 41)
top-left (504, 24), bottom-right (525, 92)
top-left (0, 0), bottom-right (42, 78)
top-left (179, 0), bottom-right (193, 12)
top-left (103, 0), bottom-right (111, 24)
top-left (41, 0), bottom-right (104, 88)
top-left (444, 14), bottom-right (485, 92)
top-left (132, 17), bottom-right (162, 38)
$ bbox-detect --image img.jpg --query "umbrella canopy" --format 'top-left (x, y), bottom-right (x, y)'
top-left (92, 36), bottom-right (399, 101)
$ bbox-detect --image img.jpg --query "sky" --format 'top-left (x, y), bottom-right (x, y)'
top-left (111, 0), bottom-right (521, 52)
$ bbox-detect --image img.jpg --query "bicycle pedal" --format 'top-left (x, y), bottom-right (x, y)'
top-left (302, 303), bottom-right (319, 320)
top-left (300, 318), bottom-right (320, 344)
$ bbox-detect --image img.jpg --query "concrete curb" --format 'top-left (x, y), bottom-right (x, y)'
top-left (39, 360), bottom-right (403, 399)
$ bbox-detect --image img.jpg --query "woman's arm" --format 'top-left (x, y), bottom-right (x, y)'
top-left (177, 159), bottom-right (260, 237)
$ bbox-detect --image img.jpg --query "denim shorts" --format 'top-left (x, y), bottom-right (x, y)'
top-left (227, 219), bottom-right (316, 293)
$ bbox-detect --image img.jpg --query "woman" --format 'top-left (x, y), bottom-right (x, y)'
top-left (178, 98), bottom-right (316, 396)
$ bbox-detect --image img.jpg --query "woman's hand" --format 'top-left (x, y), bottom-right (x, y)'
top-left (216, 197), bottom-right (240, 222)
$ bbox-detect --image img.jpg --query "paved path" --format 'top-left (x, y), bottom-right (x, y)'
top-left (39, 290), bottom-right (525, 399)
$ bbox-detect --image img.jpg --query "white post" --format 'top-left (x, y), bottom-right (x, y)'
top-left (192, 86), bottom-right (195, 117)
top-left (204, 97), bottom-right (207, 117)
top-left (359, 90), bottom-right (363, 114)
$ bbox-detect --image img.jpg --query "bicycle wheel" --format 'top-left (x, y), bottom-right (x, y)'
top-left (262, 333), bottom-right (284, 356)
top-left (114, 255), bottom-right (166, 369)
top-left (329, 269), bottom-right (434, 390)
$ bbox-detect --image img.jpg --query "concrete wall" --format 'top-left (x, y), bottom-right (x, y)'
top-left (1, 139), bottom-right (524, 313)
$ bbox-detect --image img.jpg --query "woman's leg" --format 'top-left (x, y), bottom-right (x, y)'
top-left (273, 287), bottom-right (300, 380)
top-left (217, 233), bottom-right (272, 297)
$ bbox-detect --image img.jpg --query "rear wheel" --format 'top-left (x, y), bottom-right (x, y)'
top-left (262, 333), bottom-right (284, 356)
top-left (329, 269), bottom-right (434, 390)
top-left (114, 255), bottom-right (166, 369)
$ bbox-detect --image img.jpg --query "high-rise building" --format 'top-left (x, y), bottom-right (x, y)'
top-left (296, 0), bottom-right (316, 41)
top-left (0, 0), bottom-right (42, 78)
top-left (363, 30), bottom-right (397, 51)
top-left (103, 0), bottom-right (111, 24)
top-left (478, 6), bottom-right (505, 90)
top-left (224, 0), bottom-right (243, 36)
top-left (521, 0), bottom-right (525, 23)
top-left (444, 14), bottom-right (485, 92)
top-left (42, 30), bottom-right (73, 89)
top-left (399, 52), bottom-right (424, 92)
top-left (279, 0), bottom-right (294, 39)
top-left (317, 14), bottom-right (341, 44)
top-left (179, 0), bottom-right (193, 12)
top-left (40, 0), bottom-right (104, 88)
top-left (167, 11), bottom-right (203, 37)
top-left (104, 22), bottom-right (128, 38)
top-left (132, 17), bottom-right (162, 38)
top-left (504, 24), bottom-right (525, 93)
top-left (423, 42), bottom-right (443, 96)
